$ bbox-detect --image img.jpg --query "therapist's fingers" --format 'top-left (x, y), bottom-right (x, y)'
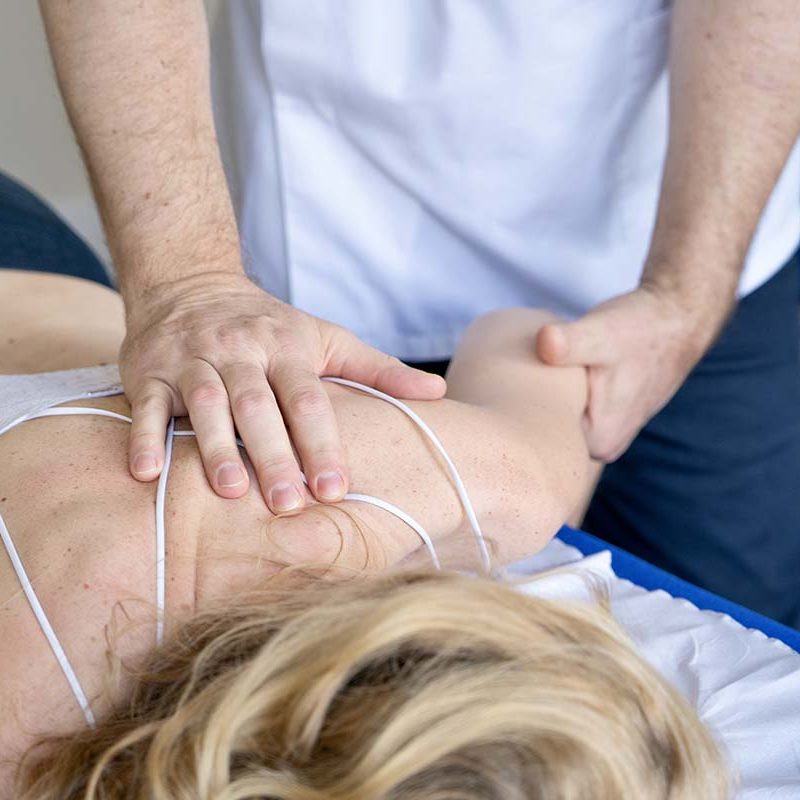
top-left (582, 365), bottom-right (645, 463)
top-left (328, 327), bottom-right (447, 399)
top-left (219, 361), bottom-right (306, 513)
top-left (179, 361), bottom-right (250, 499)
top-left (269, 357), bottom-right (348, 504)
top-left (128, 378), bottom-right (172, 481)
top-left (581, 367), bottom-right (621, 463)
top-left (128, 377), bottom-right (174, 482)
top-left (536, 315), bottom-right (610, 367)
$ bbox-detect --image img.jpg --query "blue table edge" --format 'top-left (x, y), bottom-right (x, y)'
top-left (557, 526), bottom-right (800, 653)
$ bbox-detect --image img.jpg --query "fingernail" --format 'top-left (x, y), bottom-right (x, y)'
top-left (133, 453), bottom-right (158, 477)
top-left (316, 470), bottom-right (345, 502)
top-left (270, 482), bottom-right (304, 512)
top-left (217, 463), bottom-right (246, 489)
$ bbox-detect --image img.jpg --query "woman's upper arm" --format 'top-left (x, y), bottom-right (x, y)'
top-left (445, 308), bottom-right (590, 514)
top-left (445, 308), bottom-right (587, 420)
top-left (327, 309), bottom-right (591, 567)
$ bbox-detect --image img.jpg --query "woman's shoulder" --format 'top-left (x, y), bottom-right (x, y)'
top-left (0, 269), bottom-right (118, 306)
top-left (0, 271), bottom-right (124, 374)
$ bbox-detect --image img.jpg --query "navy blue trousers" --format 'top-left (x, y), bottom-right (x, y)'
top-left (584, 255), bottom-right (800, 627)
top-left (3, 172), bottom-right (799, 624)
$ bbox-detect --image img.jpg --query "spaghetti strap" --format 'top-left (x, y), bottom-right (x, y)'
top-left (321, 377), bottom-right (491, 570)
top-left (0, 377), bottom-right (482, 726)
top-left (0, 510), bottom-right (96, 727)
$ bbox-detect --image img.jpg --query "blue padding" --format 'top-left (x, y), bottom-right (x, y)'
top-left (557, 526), bottom-right (800, 653)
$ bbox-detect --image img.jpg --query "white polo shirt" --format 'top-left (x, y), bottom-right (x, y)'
top-left (211, 1), bottom-right (800, 361)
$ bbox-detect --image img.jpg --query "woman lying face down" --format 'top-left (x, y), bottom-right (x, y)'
top-left (0, 271), bottom-right (727, 798)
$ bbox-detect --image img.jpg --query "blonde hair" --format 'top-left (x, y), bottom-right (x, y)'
top-left (18, 571), bottom-right (727, 799)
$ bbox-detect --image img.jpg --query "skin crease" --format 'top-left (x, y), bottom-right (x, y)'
top-left (0, 272), bottom-right (590, 794)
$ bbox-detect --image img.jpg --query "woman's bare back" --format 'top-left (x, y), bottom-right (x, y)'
top-left (0, 271), bottom-right (589, 784)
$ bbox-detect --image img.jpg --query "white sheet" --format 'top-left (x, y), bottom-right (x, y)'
top-left (510, 540), bottom-right (800, 799)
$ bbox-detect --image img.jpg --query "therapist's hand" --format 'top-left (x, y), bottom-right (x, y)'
top-left (538, 0), bottom-right (800, 464)
top-left (120, 271), bottom-right (446, 512)
top-left (535, 284), bottom-right (723, 463)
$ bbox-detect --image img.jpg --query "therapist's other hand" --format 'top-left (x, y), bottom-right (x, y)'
top-left (535, 285), bottom-right (720, 463)
top-left (120, 271), bottom-right (446, 512)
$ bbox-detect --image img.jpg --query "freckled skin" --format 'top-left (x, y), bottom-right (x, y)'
top-left (0, 273), bottom-right (592, 788)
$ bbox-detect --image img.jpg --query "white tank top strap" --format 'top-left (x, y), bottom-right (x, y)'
top-left (0, 374), bottom-right (483, 728)
top-left (0, 509), bottom-right (96, 727)
top-left (321, 377), bottom-right (490, 570)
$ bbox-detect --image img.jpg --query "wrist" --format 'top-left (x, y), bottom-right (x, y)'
top-left (120, 264), bottom-right (249, 325)
top-left (639, 265), bottom-right (735, 361)
top-left (113, 222), bottom-right (244, 294)
top-left (640, 237), bottom-right (740, 326)
top-left (642, 263), bottom-right (737, 303)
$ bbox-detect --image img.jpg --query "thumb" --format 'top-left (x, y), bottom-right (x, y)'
top-left (536, 316), bottom-right (609, 367)
top-left (329, 331), bottom-right (447, 400)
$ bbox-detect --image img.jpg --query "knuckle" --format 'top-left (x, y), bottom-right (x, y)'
top-left (368, 345), bottom-right (400, 368)
top-left (215, 324), bottom-right (260, 354)
top-left (302, 448), bottom-right (343, 472)
top-left (256, 455), bottom-right (301, 482)
top-left (187, 381), bottom-right (229, 410)
top-left (129, 430), bottom-right (163, 449)
top-left (205, 446), bottom-right (242, 469)
top-left (135, 389), bottom-right (170, 416)
top-left (384, 354), bottom-right (404, 370)
top-left (591, 438), bottom-right (618, 463)
top-left (594, 448), bottom-right (614, 464)
top-left (270, 336), bottom-right (304, 365)
top-left (285, 387), bottom-right (328, 420)
top-left (254, 314), bottom-right (280, 343)
top-left (230, 387), bottom-right (273, 420)
top-left (192, 331), bottom-right (224, 358)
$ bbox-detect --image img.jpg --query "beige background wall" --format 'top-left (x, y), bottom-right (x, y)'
top-left (0, 0), bottom-right (222, 268)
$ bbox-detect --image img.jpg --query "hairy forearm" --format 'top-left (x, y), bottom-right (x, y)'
top-left (38, 0), bottom-right (242, 304)
top-left (644, 0), bottom-right (800, 327)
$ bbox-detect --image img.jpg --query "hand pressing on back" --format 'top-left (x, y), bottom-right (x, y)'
top-left (120, 271), bottom-right (446, 514)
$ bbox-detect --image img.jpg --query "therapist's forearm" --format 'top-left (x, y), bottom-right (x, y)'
top-left (642, 0), bottom-right (800, 336)
top-left (38, 0), bottom-right (242, 305)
